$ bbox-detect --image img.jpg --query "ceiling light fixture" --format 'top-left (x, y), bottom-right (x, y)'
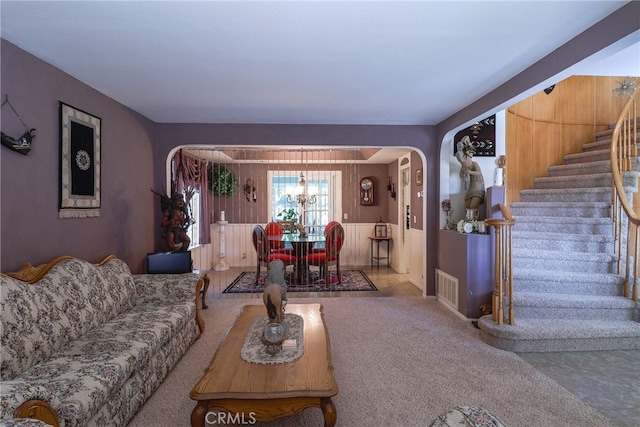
top-left (286, 148), bottom-right (317, 211)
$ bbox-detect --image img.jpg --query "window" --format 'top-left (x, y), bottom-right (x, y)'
top-left (268, 170), bottom-right (341, 233)
top-left (186, 188), bottom-right (200, 247)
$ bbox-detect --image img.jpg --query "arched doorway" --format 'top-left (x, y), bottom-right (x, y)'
top-left (164, 145), bottom-right (428, 294)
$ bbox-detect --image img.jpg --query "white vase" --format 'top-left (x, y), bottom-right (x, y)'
top-left (494, 168), bottom-right (504, 186)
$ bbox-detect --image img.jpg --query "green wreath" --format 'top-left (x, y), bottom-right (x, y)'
top-left (207, 164), bottom-right (238, 197)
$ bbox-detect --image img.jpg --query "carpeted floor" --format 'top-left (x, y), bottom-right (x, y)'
top-left (222, 270), bottom-right (377, 293)
top-left (128, 296), bottom-right (618, 427)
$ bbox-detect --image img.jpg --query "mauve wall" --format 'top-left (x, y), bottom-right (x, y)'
top-left (205, 162), bottom-right (392, 226)
top-left (1, 40), bottom-right (156, 273)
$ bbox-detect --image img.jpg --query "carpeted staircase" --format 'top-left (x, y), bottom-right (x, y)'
top-left (479, 125), bottom-right (640, 352)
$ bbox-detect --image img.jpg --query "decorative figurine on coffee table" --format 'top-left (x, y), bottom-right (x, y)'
top-left (261, 260), bottom-right (289, 355)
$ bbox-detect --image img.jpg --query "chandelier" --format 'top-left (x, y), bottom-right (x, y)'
top-left (286, 171), bottom-right (317, 208)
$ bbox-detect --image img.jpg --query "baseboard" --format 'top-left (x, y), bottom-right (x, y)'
top-left (437, 298), bottom-right (477, 322)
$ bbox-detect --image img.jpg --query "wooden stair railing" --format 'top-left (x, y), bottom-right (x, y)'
top-left (486, 204), bottom-right (515, 325)
top-left (611, 85), bottom-right (640, 302)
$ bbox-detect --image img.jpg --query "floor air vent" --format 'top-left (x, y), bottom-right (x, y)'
top-left (436, 269), bottom-right (458, 310)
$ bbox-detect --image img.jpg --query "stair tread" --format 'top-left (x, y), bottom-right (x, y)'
top-left (548, 159), bottom-right (610, 169)
top-left (565, 147), bottom-right (610, 158)
top-left (514, 292), bottom-right (635, 308)
top-left (513, 231), bottom-right (613, 242)
top-left (535, 171), bottom-right (613, 180)
top-left (513, 247), bottom-right (615, 261)
top-left (511, 201), bottom-right (610, 207)
top-left (513, 215), bottom-right (611, 224)
top-left (521, 187), bottom-right (611, 194)
top-left (514, 268), bottom-right (621, 282)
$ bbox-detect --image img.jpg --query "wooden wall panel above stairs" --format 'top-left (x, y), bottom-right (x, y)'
top-left (505, 75), bottom-right (630, 204)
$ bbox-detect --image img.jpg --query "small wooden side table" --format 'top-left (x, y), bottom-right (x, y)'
top-left (368, 236), bottom-right (391, 268)
top-left (193, 269), bottom-right (210, 309)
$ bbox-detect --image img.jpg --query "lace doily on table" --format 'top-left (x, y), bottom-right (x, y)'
top-left (241, 313), bottom-right (304, 364)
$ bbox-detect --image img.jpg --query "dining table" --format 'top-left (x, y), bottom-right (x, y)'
top-left (268, 233), bottom-right (325, 285)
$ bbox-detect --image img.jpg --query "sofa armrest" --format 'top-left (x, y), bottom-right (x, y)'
top-left (133, 273), bottom-right (201, 305)
top-left (0, 382), bottom-right (59, 427)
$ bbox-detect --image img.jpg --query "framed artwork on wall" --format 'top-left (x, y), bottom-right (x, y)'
top-left (59, 102), bottom-right (101, 218)
top-left (453, 114), bottom-right (496, 157)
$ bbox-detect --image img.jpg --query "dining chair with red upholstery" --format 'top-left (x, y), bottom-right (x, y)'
top-left (251, 224), bottom-right (297, 285)
top-left (265, 221), bottom-right (295, 256)
top-left (311, 220), bottom-right (340, 253)
top-left (301, 222), bottom-right (344, 284)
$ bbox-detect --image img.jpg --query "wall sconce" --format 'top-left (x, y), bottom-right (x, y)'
top-left (387, 176), bottom-right (396, 200)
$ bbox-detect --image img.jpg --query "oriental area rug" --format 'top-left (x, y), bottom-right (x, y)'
top-left (223, 270), bottom-right (378, 294)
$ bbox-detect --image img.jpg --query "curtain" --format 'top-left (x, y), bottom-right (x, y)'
top-left (173, 150), bottom-right (211, 245)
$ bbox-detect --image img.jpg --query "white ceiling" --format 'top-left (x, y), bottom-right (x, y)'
top-left (1, 1), bottom-right (638, 126)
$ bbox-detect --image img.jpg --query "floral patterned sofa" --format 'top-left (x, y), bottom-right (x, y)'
top-left (0, 255), bottom-right (206, 427)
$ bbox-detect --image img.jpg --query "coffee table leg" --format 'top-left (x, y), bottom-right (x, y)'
top-left (191, 402), bottom-right (207, 427)
top-left (321, 397), bottom-right (337, 427)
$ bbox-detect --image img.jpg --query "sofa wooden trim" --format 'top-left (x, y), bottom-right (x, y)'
top-left (2, 254), bottom-right (121, 283)
top-left (14, 400), bottom-right (60, 427)
top-left (2, 255), bottom-right (75, 283)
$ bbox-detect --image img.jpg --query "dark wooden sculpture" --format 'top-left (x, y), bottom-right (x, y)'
top-left (151, 188), bottom-right (192, 252)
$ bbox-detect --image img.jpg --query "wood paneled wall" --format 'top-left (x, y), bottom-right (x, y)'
top-left (505, 75), bottom-right (630, 203)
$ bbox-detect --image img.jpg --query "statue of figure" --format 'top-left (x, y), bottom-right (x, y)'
top-left (263, 259), bottom-right (287, 324)
top-left (151, 189), bottom-right (192, 252)
top-left (456, 136), bottom-right (485, 219)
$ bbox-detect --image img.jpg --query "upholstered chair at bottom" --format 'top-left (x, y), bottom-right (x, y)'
top-left (301, 223), bottom-right (344, 284)
top-left (265, 221), bottom-right (295, 256)
top-left (311, 220), bottom-right (340, 254)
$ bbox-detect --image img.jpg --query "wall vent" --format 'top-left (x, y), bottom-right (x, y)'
top-left (436, 269), bottom-right (458, 310)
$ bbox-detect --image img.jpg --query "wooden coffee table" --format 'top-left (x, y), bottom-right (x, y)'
top-left (190, 303), bottom-right (338, 426)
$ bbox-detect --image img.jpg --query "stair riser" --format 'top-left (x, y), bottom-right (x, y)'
top-left (513, 222), bottom-right (611, 234)
top-left (512, 237), bottom-right (614, 253)
top-left (582, 142), bottom-right (611, 152)
top-left (513, 258), bottom-right (615, 274)
top-left (548, 163), bottom-right (611, 176)
top-left (510, 206), bottom-right (610, 217)
top-left (514, 306), bottom-right (635, 321)
top-left (564, 152), bottom-right (611, 164)
top-left (514, 280), bottom-right (623, 296)
top-left (593, 131), bottom-right (640, 145)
